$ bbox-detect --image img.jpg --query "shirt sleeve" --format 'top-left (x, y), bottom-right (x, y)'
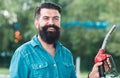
top-left (9, 50), bottom-right (29, 78)
top-left (70, 65), bottom-right (77, 78)
top-left (70, 52), bottom-right (77, 78)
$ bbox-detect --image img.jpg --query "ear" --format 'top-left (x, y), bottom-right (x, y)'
top-left (34, 19), bottom-right (39, 29)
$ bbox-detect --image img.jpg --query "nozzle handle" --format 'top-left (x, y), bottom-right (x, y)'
top-left (99, 63), bottom-right (106, 78)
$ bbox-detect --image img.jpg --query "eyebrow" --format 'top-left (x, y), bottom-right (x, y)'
top-left (43, 15), bottom-right (60, 18)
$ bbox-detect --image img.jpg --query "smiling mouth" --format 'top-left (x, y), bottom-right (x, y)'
top-left (47, 27), bottom-right (56, 32)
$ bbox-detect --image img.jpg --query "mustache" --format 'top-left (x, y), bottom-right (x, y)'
top-left (42, 24), bottom-right (60, 31)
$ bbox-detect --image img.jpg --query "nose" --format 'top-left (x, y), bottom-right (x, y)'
top-left (48, 19), bottom-right (54, 25)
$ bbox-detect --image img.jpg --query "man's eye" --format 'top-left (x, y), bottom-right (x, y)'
top-left (53, 17), bottom-right (59, 21)
top-left (43, 17), bottom-right (49, 20)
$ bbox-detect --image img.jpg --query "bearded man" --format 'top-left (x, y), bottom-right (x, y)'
top-left (9, 2), bottom-right (106, 78)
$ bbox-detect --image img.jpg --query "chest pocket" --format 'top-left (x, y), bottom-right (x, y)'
top-left (62, 62), bottom-right (73, 78)
top-left (31, 62), bottom-right (49, 78)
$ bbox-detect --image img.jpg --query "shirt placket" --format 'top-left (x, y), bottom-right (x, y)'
top-left (44, 49), bottom-right (59, 78)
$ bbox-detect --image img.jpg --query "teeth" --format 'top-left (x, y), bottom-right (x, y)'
top-left (47, 27), bottom-right (55, 31)
top-left (49, 27), bottom-right (54, 29)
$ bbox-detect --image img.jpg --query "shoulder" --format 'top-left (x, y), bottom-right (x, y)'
top-left (59, 43), bottom-right (73, 59)
top-left (14, 41), bottom-right (32, 57)
top-left (61, 46), bottom-right (72, 56)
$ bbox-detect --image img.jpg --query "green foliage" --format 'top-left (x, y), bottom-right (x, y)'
top-left (107, 28), bottom-right (120, 56)
top-left (60, 0), bottom-right (120, 22)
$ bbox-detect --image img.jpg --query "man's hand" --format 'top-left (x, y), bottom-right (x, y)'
top-left (88, 58), bottom-right (111, 78)
top-left (88, 62), bottom-right (102, 78)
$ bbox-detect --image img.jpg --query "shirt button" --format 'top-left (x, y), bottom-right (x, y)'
top-left (39, 65), bottom-right (42, 68)
top-left (54, 64), bottom-right (56, 67)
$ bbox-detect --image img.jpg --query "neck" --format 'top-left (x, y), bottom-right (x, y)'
top-left (38, 35), bottom-right (55, 57)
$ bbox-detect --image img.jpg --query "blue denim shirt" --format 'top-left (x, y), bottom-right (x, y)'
top-left (9, 35), bottom-right (76, 78)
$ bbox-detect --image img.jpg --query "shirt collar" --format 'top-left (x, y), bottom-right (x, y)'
top-left (30, 34), bottom-right (62, 48)
top-left (30, 35), bottom-right (41, 47)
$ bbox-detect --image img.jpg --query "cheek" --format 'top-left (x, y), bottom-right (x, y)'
top-left (39, 20), bottom-right (46, 27)
top-left (38, 22), bottom-right (47, 31)
top-left (38, 25), bottom-right (42, 31)
top-left (57, 23), bottom-right (61, 28)
top-left (54, 22), bottom-right (60, 27)
top-left (38, 23), bottom-right (45, 29)
top-left (57, 21), bottom-right (61, 27)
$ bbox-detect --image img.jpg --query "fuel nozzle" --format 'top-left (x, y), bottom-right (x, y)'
top-left (106, 56), bottom-right (119, 77)
top-left (94, 25), bottom-right (119, 78)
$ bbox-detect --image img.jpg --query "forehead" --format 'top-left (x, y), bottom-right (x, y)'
top-left (40, 8), bottom-right (60, 17)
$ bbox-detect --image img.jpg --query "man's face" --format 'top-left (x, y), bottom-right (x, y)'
top-left (39, 8), bottom-right (61, 28)
top-left (37, 8), bottom-right (61, 44)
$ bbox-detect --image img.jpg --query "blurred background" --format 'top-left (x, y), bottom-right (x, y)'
top-left (0, 0), bottom-right (120, 77)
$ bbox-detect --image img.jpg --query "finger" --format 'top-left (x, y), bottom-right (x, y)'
top-left (107, 58), bottom-right (111, 65)
top-left (95, 62), bottom-right (103, 67)
top-left (104, 58), bottom-right (112, 72)
top-left (104, 60), bottom-right (110, 72)
top-left (107, 58), bottom-right (112, 68)
top-left (93, 62), bottom-right (103, 71)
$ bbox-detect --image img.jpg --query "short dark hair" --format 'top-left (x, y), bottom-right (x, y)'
top-left (35, 2), bottom-right (62, 19)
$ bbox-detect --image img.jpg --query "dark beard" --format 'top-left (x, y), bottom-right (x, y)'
top-left (38, 24), bottom-right (60, 44)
